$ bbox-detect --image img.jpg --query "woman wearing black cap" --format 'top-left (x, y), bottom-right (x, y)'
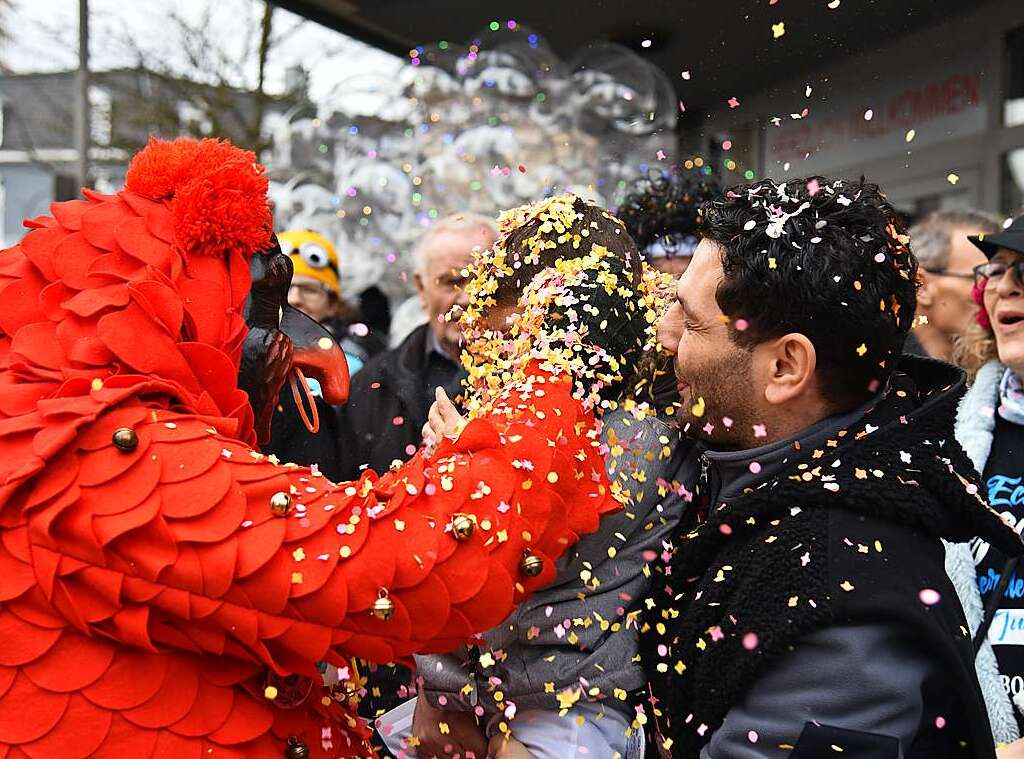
top-left (951, 214), bottom-right (1024, 756)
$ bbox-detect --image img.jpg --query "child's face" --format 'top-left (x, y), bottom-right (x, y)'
top-left (476, 302), bottom-right (520, 336)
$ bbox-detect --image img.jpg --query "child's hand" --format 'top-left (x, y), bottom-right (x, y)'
top-left (422, 387), bottom-right (466, 449)
top-left (488, 733), bottom-right (536, 759)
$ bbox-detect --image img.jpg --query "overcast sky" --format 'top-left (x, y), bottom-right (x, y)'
top-left (1, 0), bottom-right (402, 106)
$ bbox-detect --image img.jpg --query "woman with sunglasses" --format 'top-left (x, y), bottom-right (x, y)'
top-left (949, 215), bottom-right (1024, 756)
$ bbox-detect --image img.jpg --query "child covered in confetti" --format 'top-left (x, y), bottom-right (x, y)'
top-left (403, 195), bottom-right (696, 758)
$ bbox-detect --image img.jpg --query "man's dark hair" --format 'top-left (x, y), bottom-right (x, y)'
top-left (616, 171), bottom-right (722, 259)
top-left (701, 177), bottom-right (918, 407)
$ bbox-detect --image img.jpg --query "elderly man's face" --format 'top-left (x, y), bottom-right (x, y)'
top-left (920, 228), bottom-right (989, 340)
top-left (415, 226), bottom-right (497, 359)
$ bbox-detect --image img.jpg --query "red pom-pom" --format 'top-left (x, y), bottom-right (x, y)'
top-left (124, 137), bottom-right (271, 260)
top-left (972, 279), bottom-right (991, 330)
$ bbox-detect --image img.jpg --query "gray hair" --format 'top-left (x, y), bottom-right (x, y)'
top-left (412, 212), bottom-right (498, 274)
top-left (909, 209), bottom-right (1002, 272)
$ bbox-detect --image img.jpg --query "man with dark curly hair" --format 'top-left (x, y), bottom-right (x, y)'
top-left (643, 177), bottom-right (1023, 758)
top-left (616, 171), bottom-right (722, 276)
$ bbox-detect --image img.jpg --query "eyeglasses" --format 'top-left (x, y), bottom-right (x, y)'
top-left (973, 260), bottom-right (1024, 289)
top-left (924, 268), bottom-right (974, 281)
top-left (289, 282), bottom-right (332, 300)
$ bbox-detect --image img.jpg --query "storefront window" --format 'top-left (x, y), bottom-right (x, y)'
top-left (1006, 24), bottom-right (1024, 127)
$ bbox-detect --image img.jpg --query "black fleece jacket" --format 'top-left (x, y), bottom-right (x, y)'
top-left (642, 356), bottom-right (1024, 758)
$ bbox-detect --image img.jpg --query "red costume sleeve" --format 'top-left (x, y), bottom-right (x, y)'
top-left (3, 367), bottom-right (617, 682)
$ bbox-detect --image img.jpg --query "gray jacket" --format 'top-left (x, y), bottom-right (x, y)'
top-left (946, 359), bottom-right (1021, 745)
top-left (415, 405), bottom-right (693, 718)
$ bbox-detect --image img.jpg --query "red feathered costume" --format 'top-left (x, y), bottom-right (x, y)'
top-left (0, 138), bottom-right (619, 758)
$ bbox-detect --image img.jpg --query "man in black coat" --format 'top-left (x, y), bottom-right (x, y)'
top-left (643, 176), bottom-right (1023, 758)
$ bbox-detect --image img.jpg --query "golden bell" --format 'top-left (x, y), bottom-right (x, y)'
top-left (372, 592), bottom-right (395, 621)
top-left (270, 491), bottom-right (293, 517)
top-left (111, 427), bottom-right (138, 452)
top-left (519, 551), bottom-right (544, 577)
top-left (450, 513), bottom-right (475, 541)
top-left (284, 737), bottom-right (310, 759)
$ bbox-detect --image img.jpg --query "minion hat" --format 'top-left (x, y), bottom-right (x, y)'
top-left (278, 229), bottom-right (340, 296)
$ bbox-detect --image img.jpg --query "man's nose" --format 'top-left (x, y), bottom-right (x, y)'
top-left (454, 287), bottom-right (471, 308)
top-left (286, 287), bottom-right (303, 309)
top-left (656, 312), bottom-right (680, 354)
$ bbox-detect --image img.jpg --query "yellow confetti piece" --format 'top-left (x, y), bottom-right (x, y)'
top-left (856, 343), bottom-right (867, 356)
top-left (339, 546), bottom-right (352, 558)
top-left (772, 22), bottom-right (785, 38)
top-left (291, 572), bottom-right (303, 584)
top-left (264, 685), bottom-right (279, 700)
top-left (439, 722), bottom-right (450, 735)
top-left (840, 580), bottom-right (855, 591)
top-left (292, 547), bottom-right (305, 562)
top-left (905, 129), bottom-right (915, 142)
top-left (768, 257), bottom-right (777, 269)
top-left (947, 173), bottom-right (959, 185)
top-left (556, 688), bottom-right (582, 710)
top-left (690, 396), bottom-right (706, 418)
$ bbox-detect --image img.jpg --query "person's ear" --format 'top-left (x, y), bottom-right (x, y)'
top-left (917, 270), bottom-right (934, 308)
top-left (414, 271), bottom-right (427, 307)
top-left (758, 333), bottom-right (817, 406)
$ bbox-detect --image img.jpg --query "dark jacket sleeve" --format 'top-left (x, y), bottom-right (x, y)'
top-left (701, 623), bottom-right (935, 759)
top-left (333, 353), bottom-right (408, 482)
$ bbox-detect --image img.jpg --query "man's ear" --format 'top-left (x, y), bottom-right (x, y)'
top-left (414, 271), bottom-right (427, 308)
top-left (759, 333), bottom-right (817, 406)
top-left (917, 270), bottom-right (934, 308)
